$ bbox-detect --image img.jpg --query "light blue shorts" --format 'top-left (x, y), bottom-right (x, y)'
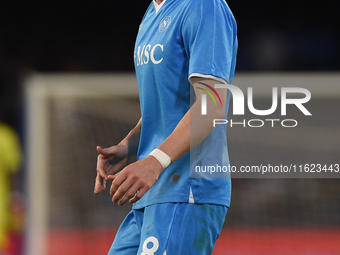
top-left (108, 202), bottom-right (228, 255)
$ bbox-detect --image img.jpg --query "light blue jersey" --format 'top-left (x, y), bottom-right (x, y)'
top-left (133, 0), bottom-right (238, 209)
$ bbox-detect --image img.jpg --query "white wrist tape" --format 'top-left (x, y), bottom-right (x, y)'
top-left (149, 148), bottom-right (172, 170)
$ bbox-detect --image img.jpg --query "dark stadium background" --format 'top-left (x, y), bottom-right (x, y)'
top-left (1, 1), bottom-right (339, 254)
top-left (1, 0), bottom-right (339, 123)
top-left (1, 1), bottom-right (339, 73)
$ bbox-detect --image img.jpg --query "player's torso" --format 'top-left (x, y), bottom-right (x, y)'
top-left (133, 0), bottom-right (193, 159)
top-left (132, 0), bottom-right (234, 209)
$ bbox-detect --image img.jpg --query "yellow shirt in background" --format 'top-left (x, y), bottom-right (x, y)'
top-left (0, 123), bottom-right (21, 249)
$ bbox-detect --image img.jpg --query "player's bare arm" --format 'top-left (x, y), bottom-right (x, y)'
top-left (159, 77), bottom-right (228, 161)
top-left (108, 78), bottom-right (228, 205)
top-left (94, 118), bottom-right (142, 195)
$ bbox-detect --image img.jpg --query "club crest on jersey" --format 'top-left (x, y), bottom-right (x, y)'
top-left (159, 16), bottom-right (171, 32)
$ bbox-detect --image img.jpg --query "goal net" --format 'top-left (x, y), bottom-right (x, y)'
top-left (24, 73), bottom-right (340, 255)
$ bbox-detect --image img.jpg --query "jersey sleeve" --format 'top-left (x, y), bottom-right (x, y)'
top-left (181, 0), bottom-right (238, 84)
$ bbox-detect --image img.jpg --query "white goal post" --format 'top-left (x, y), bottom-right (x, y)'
top-left (24, 73), bottom-right (139, 255)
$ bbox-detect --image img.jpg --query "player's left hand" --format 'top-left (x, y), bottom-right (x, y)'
top-left (108, 155), bottom-right (163, 205)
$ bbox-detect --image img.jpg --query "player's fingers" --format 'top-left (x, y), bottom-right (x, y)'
top-left (96, 155), bottom-right (108, 179)
top-left (117, 182), bottom-right (141, 206)
top-left (107, 173), bottom-right (118, 181)
top-left (107, 159), bottom-right (128, 176)
top-left (112, 180), bottom-right (131, 203)
top-left (111, 170), bottom-right (140, 204)
top-left (96, 145), bottom-right (118, 156)
top-left (110, 171), bottom-right (128, 198)
top-left (94, 173), bottom-right (103, 195)
top-left (129, 186), bottom-right (148, 204)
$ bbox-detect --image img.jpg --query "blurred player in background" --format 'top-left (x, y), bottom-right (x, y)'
top-left (0, 121), bottom-right (22, 255)
top-left (0, 64), bottom-right (24, 255)
top-left (95, 0), bottom-right (237, 254)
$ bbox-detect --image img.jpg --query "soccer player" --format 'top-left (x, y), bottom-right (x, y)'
top-left (95, 0), bottom-right (237, 254)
